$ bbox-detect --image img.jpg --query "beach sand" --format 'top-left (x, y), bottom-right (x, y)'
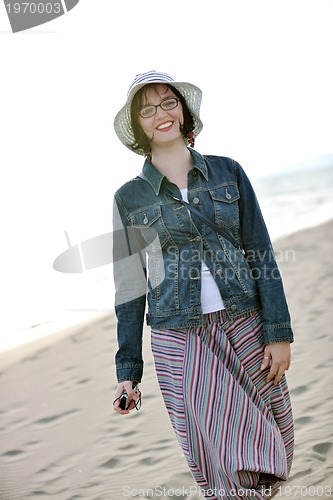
top-left (1, 220), bottom-right (332, 500)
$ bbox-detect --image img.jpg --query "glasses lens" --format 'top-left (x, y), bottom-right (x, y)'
top-left (161, 98), bottom-right (178, 111)
top-left (140, 106), bottom-right (155, 118)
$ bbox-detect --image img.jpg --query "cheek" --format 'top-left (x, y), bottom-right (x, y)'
top-left (175, 107), bottom-right (184, 126)
top-left (138, 117), bottom-right (154, 138)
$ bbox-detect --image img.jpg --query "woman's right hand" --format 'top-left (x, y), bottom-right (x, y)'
top-left (113, 380), bottom-right (140, 415)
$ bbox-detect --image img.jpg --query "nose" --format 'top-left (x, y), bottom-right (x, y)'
top-left (155, 104), bottom-right (168, 118)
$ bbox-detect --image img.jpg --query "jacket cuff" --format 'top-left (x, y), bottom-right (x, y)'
top-left (264, 325), bottom-right (294, 344)
top-left (116, 363), bottom-right (143, 383)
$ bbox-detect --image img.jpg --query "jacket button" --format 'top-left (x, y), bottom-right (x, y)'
top-left (193, 197), bottom-right (200, 204)
top-left (230, 304), bottom-right (237, 312)
top-left (216, 269), bottom-right (223, 276)
top-left (195, 236), bottom-right (201, 241)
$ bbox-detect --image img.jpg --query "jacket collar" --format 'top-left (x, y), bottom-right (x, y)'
top-left (141, 148), bottom-right (209, 195)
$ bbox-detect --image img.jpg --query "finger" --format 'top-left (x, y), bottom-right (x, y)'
top-left (266, 361), bottom-right (280, 383)
top-left (286, 355), bottom-right (291, 370)
top-left (125, 396), bottom-right (139, 411)
top-left (113, 398), bottom-right (130, 415)
top-left (122, 383), bottom-right (141, 411)
top-left (113, 381), bottom-right (133, 414)
top-left (260, 354), bottom-right (271, 371)
top-left (267, 363), bottom-right (286, 384)
top-left (124, 393), bottom-right (137, 410)
top-left (123, 381), bottom-right (134, 395)
top-left (273, 368), bottom-right (285, 385)
top-left (113, 393), bottom-right (130, 414)
top-left (123, 383), bottom-right (139, 410)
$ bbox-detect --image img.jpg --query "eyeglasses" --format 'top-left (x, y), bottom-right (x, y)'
top-left (139, 97), bottom-right (180, 119)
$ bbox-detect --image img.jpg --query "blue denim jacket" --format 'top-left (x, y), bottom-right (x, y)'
top-left (113, 149), bottom-right (294, 382)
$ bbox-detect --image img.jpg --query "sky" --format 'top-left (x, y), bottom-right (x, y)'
top-left (0, 0), bottom-right (332, 348)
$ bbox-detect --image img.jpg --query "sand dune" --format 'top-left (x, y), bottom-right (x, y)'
top-left (0, 220), bottom-right (332, 499)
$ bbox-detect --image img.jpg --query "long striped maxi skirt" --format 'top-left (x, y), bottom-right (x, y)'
top-left (151, 310), bottom-right (294, 500)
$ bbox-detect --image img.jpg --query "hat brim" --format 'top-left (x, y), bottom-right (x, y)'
top-left (114, 81), bottom-right (203, 156)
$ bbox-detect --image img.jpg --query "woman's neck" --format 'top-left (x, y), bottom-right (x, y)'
top-left (151, 140), bottom-right (193, 190)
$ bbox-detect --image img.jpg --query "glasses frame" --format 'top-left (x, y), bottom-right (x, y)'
top-left (139, 97), bottom-right (180, 119)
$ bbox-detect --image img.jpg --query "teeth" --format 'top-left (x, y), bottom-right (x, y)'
top-left (157, 122), bottom-right (172, 130)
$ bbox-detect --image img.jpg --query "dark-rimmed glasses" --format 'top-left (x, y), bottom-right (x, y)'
top-left (139, 97), bottom-right (180, 119)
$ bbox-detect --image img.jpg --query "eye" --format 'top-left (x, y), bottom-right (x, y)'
top-left (161, 98), bottom-right (178, 110)
top-left (140, 105), bottom-right (155, 118)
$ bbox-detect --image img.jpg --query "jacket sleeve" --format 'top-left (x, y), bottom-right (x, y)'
top-left (113, 194), bottom-right (147, 382)
top-left (234, 160), bottom-right (294, 344)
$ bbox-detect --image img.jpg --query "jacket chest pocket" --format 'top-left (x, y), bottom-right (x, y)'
top-left (130, 206), bottom-right (172, 248)
top-left (209, 184), bottom-right (240, 229)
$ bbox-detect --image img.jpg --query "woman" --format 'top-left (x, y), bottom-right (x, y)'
top-left (112, 70), bottom-right (294, 499)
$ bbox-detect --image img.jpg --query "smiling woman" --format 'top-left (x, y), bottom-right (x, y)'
top-left (112, 70), bottom-right (294, 500)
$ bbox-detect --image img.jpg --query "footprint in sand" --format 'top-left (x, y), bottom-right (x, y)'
top-left (70, 330), bottom-right (90, 343)
top-left (291, 385), bottom-right (308, 395)
top-left (64, 365), bottom-right (76, 371)
top-left (26, 439), bottom-right (40, 448)
top-left (313, 442), bottom-right (332, 456)
top-left (289, 468), bottom-right (313, 481)
top-left (55, 377), bottom-right (92, 390)
top-left (75, 378), bottom-right (91, 385)
top-left (21, 347), bottom-right (50, 363)
top-left (34, 409), bottom-right (79, 427)
top-left (2, 449), bottom-right (30, 461)
top-left (3, 449), bottom-right (24, 456)
top-left (100, 457), bottom-right (118, 468)
top-left (294, 416), bottom-right (312, 426)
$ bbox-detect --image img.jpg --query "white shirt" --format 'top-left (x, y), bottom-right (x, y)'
top-left (180, 188), bottom-right (225, 314)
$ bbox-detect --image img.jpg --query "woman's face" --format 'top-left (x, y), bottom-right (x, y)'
top-left (138, 84), bottom-right (184, 148)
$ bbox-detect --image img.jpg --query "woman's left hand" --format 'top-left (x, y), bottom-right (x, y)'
top-left (260, 342), bottom-right (291, 385)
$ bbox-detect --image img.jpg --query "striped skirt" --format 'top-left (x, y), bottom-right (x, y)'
top-left (151, 310), bottom-right (294, 500)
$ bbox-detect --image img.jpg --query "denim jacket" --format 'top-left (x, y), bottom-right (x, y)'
top-left (113, 149), bottom-right (294, 382)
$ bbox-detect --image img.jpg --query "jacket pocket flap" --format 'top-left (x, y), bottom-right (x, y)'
top-left (130, 206), bottom-right (162, 227)
top-left (210, 185), bottom-right (240, 203)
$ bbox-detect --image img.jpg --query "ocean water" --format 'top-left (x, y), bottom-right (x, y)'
top-left (1, 162), bottom-right (332, 354)
top-left (253, 162), bottom-right (333, 241)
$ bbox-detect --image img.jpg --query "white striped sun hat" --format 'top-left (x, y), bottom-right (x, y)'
top-left (114, 70), bottom-right (203, 156)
